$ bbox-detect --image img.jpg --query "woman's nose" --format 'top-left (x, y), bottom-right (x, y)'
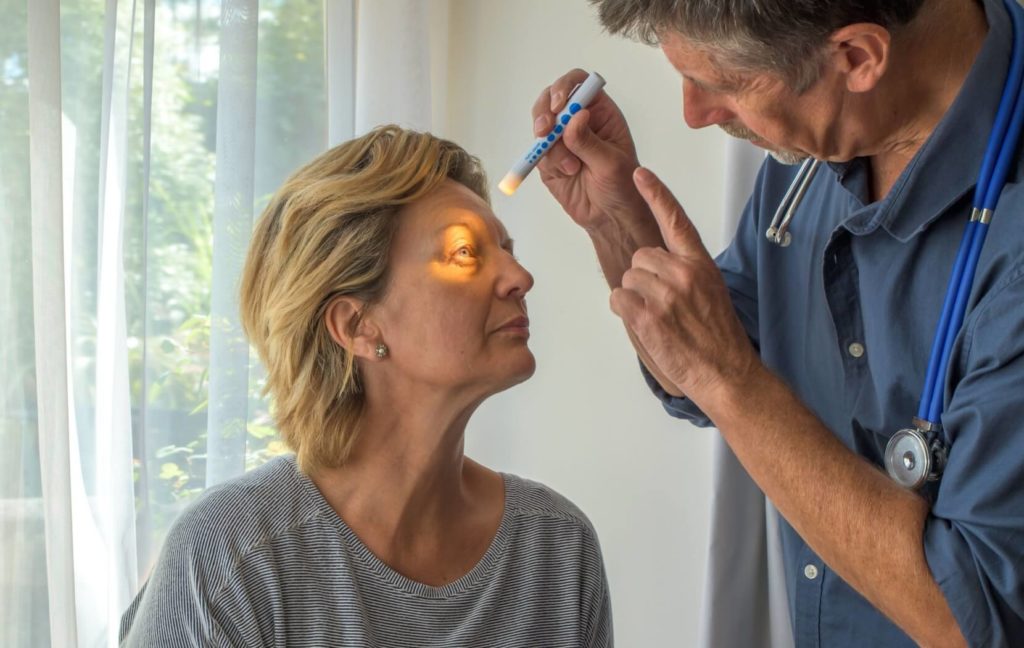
top-left (497, 253), bottom-right (534, 299)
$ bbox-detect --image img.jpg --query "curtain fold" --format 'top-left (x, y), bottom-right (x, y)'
top-left (354, 0), bottom-right (435, 134)
top-left (325, 0), bottom-right (355, 147)
top-left (205, 0), bottom-right (258, 488)
top-left (27, 0), bottom-right (76, 644)
top-left (697, 137), bottom-right (795, 648)
top-left (87, 0), bottom-right (141, 636)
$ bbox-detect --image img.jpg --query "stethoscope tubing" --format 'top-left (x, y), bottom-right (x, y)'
top-left (920, 0), bottom-right (1024, 426)
top-left (767, 158), bottom-right (822, 245)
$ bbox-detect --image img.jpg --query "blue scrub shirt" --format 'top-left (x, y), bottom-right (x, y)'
top-left (646, 0), bottom-right (1024, 644)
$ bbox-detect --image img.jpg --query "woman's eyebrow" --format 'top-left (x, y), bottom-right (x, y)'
top-left (434, 222), bottom-right (475, 237)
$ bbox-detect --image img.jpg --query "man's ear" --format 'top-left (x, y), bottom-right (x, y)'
top-left (325, 296), bottom-right (382, 361)
top-left (828, 23), bottom-right (891, 93)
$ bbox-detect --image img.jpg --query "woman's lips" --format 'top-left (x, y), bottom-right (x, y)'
top-left (495, 316), bottom-right (530, 335)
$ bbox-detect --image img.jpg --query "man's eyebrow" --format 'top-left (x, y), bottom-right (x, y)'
top-left (686, 74), bottom-right (735, 92)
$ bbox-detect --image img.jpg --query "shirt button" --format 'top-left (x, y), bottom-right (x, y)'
top-left (804, 564), bottom-right (819, 580)
top-left (847, 342), bottom-right (865, 358)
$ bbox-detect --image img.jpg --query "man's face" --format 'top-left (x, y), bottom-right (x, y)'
top-left (659, 30), bottom-right (840, 164)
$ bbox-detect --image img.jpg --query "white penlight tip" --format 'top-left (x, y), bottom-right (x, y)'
top-left (498, 173), bottom-right (522, 196)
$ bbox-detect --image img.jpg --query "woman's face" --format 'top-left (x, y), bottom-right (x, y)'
top-left (371, 180), bottom-right (535, 399)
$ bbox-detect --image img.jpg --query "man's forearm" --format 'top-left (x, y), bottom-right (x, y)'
top-left (698, 365), bottom-right (965, 647)
top-left (587, 209), bottom-right (662, 290)
top-left (588, 214), bottom-right (685, 396)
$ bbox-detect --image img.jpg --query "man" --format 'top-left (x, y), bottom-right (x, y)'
top-left (531, 0), bottom-right (1024, 646)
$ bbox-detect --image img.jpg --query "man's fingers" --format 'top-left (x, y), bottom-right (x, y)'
top-left (537, 110), bottom-right (586, 176)
top-left (532, 70), bottom-right (591, 176)
top-left (540, 108), bottom-right (610, 180)
top-left (609, 286), bottom-right (646, 324)
top-left (549, 68), bottom-right (589, 112)
top-left (633, 167), bottom-right (706, 258)
top-left (531, 87), bottom-right (553, 136)
top-left (532, 69), bottom-right (589, 134)
top-left (561, 109), bottom-right (613, 175)
top-left (536, 142), bottom-right (581, 177)
top-left (621, 265), bottom-right (663, 297)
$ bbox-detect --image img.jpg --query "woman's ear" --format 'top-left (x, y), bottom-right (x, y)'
top-left (828, 23), bottom-right (891, 93)
top-left (325, 296), bottom-right (382, 360)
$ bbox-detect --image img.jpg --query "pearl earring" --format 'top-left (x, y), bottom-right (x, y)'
top-left (375, 342), bottom-right (389, 359)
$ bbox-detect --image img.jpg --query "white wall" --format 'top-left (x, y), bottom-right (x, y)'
top-left (440, 2), bottom-right (732, 645)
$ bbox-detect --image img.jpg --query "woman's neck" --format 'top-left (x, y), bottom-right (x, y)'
top-left (309, 386), bottom-right (505, 585)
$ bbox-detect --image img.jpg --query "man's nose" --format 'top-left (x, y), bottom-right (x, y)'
top-left (682, 79), bottom-right (734, 129)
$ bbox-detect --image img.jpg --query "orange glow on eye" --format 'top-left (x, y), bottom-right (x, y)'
top-left (442, 225), bottom-right (475, 254)
top-left (427, 224), bottom-right (480, 280)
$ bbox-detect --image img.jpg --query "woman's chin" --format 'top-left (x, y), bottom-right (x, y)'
top-left (490, 352), bottom-right (537, 392)
top-left (515, 354), bottom-right (537, 382)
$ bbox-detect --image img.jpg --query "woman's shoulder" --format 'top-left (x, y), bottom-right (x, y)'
top-left (161, 455), bottom-right (324, 561)
top-left (121, 456), bottom-right (335, 644)
top-left (501, 473), bottom-right (599, 539)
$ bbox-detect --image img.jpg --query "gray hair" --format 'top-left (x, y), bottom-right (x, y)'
top-left (590, 0), bottom-right (927, 92)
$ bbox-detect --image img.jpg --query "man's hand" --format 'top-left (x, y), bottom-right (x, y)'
top-left (609, 166), bottom-right (760, 403)
top-left (531, 69), bottom-right (654, 236)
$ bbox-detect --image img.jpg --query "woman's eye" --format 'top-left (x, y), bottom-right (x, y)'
top-left (452, 246), bottom-right (475, 261)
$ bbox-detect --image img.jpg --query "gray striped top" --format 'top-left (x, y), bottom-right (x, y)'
top-left (120, 455), bottom-right (613, 647)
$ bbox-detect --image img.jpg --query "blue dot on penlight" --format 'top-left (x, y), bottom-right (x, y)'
top-left (546, 134), bottom-right (555, 142)
top-left (541, 142), bottom-right (548, 149)
top-left (560, 114), bottom-right (571, 125)
top-left (569, 102), bottom-right (581, 114)
top-left (554, 125), bottom-right (563, 134)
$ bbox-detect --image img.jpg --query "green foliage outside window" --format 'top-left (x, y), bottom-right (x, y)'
top-left (2, 0), bottom-right (327, 545)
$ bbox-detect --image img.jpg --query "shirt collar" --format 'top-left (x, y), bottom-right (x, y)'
top-left (836, 0), bottom-right (1012, 241)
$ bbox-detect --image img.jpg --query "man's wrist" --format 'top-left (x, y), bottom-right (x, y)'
top-left (697, 360), bottom-right (774, 428)
top-left (586, 203), bottom-right (660, 255)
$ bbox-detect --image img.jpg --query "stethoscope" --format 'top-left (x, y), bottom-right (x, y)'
top-left (767, 0), bottom-right (1024, 490)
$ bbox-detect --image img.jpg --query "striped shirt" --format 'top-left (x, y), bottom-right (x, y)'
top-left (120, 455), bottom-right (613, 647)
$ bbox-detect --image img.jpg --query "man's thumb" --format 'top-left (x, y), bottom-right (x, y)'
top-left (561, 109), bottom-right (610, 167)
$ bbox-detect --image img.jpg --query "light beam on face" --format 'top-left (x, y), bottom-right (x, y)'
top-left (431, 222), bottom-right (482, 282)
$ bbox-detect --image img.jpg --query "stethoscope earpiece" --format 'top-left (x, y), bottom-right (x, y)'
top-left (764, 227), bottom-right (792, 247)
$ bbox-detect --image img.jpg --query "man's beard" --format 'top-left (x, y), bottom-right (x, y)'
top-left (718, 122), bottom-right (808, 166)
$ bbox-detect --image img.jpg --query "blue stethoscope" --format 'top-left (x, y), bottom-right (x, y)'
top-left (767, 0), bottom-right (1024, 490)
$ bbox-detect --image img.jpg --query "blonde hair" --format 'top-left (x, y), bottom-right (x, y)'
top-left (239, 125), bottom-right (489, 473)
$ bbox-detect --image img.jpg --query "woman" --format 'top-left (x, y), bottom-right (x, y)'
top-left (119, 126), bottom-right (613, 647)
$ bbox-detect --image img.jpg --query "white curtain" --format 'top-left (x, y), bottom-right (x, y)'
top-left (697, 138), bottom-right (795, 648)
top-left (2, 0), bottom-right (445, 645)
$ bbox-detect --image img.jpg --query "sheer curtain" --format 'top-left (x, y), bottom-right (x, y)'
top-left (2, 0), bottom-right (446, 645)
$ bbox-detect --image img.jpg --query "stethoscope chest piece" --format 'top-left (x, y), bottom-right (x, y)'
top-left (884, 425), bottom-right (948, 490)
